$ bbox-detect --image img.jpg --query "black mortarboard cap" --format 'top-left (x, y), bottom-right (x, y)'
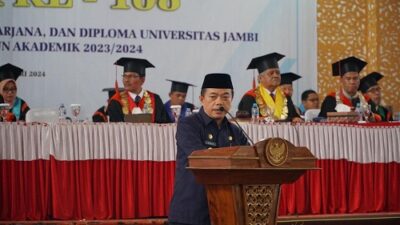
top-left (359, 72), bottom-right (384, 93)
top-left (280, 72), bottom-right (302, 85)
top-left (102, 87), bottom-right (124, 98)
top-left (114, 57), bottom-right (154, 76)
top-left (332, 56), bottom-right (367, 76)
top-left (247, 52), bottom-right (285, 74)
top-left (0, 63), bottom-right (23, 81)
top-left (201, 73), bottom-right (233, 89)
top-left (166, 79), bottom-right (195, 93)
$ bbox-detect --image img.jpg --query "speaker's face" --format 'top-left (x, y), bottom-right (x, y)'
top-left (200, 88), bottom-right (233, 123)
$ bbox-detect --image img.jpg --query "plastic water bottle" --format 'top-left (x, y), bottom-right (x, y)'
top-left (251, 103), bottom-right (259, 123)
top-left (58, 103), bottom-right (66, 122)
top-left (355, 103), bottom-right (363, 122)
top-left (143, 103), bottom-right (150, 113)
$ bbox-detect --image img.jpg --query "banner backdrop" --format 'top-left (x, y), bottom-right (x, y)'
top-left (0, 0), bottom-right (317, 119)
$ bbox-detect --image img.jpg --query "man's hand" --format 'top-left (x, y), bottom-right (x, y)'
top-left (292, 117), bottom-right (304, 123)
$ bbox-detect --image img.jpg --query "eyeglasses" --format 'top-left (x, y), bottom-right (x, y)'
top-left (3, 88), bottom-right (17, 93)
top-left (307, 98), bottom-right (319, 102)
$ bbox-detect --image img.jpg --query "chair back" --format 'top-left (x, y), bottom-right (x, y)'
top-left (304, 109), bottom-right (321, 122)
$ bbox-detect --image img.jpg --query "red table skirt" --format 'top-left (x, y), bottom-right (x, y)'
top-left (1, 158), bottom-right (399, 220)
top-left (279, 160), bottom-right (400, 215)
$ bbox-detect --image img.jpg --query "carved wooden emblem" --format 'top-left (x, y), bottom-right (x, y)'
top-left (265, 138), bottom-right (288, 166)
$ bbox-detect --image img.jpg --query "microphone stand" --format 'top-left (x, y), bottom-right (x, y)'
top-left (219, 106), bottom-right (255, 146)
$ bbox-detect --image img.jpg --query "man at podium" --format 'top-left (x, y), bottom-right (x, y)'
top-left (168, 73), bottom-right (248, 225)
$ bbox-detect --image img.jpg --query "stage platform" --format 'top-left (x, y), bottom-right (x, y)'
top-left (279, 212), bottom-right (400, 225)
top-left (1, 213), bottom-right (400, 225)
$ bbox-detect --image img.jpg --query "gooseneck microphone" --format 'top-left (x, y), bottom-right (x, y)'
top-left (219, 106), bottom-right (255, 146)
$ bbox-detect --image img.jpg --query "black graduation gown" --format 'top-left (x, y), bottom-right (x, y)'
top-left (107, 92), bottom-right (170, 123)
top-left (318, 95), bottom-right (361, 118)
top-left (370, 101), bottom-right (392, 121)
top-left (92, 106), bottom-right (107, 122)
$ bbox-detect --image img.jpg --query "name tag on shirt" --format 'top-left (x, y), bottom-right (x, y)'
top-left (204, 140), bottom-right (217, 147)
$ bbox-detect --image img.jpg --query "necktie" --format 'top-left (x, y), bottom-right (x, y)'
top-left (270, 93), bottom-right (275, 101)
top-left (135, 95), bottom-right (141, 104)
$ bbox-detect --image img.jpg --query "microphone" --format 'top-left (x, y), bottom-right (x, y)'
top-left (219, 106), bottom-right (255, 146)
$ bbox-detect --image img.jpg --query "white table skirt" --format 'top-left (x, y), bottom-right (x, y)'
top-left (1, 122), bottom-right (399, 163)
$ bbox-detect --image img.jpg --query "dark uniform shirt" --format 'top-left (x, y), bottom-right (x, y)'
top-left (168, 107), bottom-right (248, 225)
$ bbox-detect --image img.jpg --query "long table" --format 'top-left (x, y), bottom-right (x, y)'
top-left (1, 122), bottom-right (399, 220)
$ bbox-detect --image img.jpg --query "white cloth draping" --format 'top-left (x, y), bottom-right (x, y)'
top-left (1, 122), bottom-right (399, 163)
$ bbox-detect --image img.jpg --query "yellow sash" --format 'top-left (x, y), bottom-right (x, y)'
top-left (120, 90), bottom-right (154, 115)
top-left (256, 86), bottom-right (288, 120)
top-left (120, 91), bottom-right (129, 115)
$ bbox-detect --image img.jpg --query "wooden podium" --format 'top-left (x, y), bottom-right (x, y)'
top-left (187, 137), bottom-right (317, 225)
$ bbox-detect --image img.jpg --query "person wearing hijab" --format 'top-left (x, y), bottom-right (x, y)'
top-left (0, 79), bottom-right (30, 122)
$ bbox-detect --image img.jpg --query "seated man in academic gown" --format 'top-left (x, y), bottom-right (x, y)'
top-left (280, 72), bottom-right (301, 98)
top-left (359, 72), bottom-right (392, 121)
top-left (280, 72), bottom-right (302, 115)
top-left (106, 57), bottom-right (170, 123)
top-left (319, 56), bottom-right (371, 118)
top-left (92, 87), bottom-right (124, 122)
top-left (238, 52), bottom-right (302, 122)
top-left (164, 79), bottom-right (196, 122)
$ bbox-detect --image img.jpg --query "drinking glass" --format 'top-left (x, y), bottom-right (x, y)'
top-left (362, 104), bottom-right (371, 121)
top-left (0, 103), bottom-right (11, 122)
top-left (170, 105), bottom-right (181, 122)
top-left (264, 106), bottom-right (275, 122)
top-left (70, 104), bottom-right (81, 122)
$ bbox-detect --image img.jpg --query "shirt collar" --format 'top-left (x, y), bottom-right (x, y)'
top-left (263, 86), bottom-right (276, 95)
top-left (199, 107), bottom-right (229, 127)
top-left (128, 89), bottom-right (144, 100)
top-left (341, 89), bottom-right (357, 99)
